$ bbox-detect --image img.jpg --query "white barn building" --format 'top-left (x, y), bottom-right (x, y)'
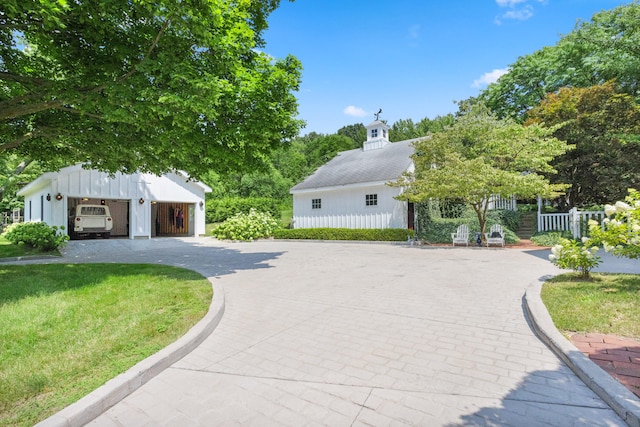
top-left (290, 120), bottom-right (422, 230)
top-left (17, 164), bottom-right (211, 239)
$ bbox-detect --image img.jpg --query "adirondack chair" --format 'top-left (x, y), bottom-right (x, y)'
top-left (451, 224), bottom-right (470, 246)
top-left (485, 224), bottom-right (505, 247)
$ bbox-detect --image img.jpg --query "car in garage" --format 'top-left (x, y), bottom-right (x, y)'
top-left (68, 204), bottom-right (113, 239)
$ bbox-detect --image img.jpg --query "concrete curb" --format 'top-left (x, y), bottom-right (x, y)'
top-left (34, 279), bottom-right (226, 427)
top-left (0, 254), bottom-right (61, 263)
top-left (524, 280), bottom-right (640, 427)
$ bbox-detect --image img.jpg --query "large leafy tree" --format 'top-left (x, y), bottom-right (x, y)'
top-left (337, 123), bottom-right (367, 146)
top-left (389, 115), bottom-right (455, 142)
top-left (0, 0), bottom-right (302, 178)
top-left (480, 2), bottom-right (640, 121)
top-left (302, 133), bottom-right (358, 169)
top-left (525, 82), bottom-right (640, 208)
top-left (394, 104), bottom-right (569, 237)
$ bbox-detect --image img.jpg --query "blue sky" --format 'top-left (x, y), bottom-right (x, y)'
top-left (263, 0), bottom-right (631, 135)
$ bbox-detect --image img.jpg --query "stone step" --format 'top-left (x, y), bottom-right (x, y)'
top-left (516, 212), bottom-right (537, 238)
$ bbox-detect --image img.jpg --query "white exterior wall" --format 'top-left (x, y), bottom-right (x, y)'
top-left (19, 165), bottom-right (208, 238)
top-left (292, 183), bottom-right (408, 229)
top-left (22, 182), bottom-right (54, 225)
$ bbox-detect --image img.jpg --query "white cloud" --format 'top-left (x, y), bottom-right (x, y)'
top-left (496, 0), bottom-right (526, 6)
top-left (472, 68), bottom-right (509, 88)
top-left (343, 105), bottom-right (368, 117)
top-left (502, 6), bottom-right (534, 21)
top-left (495, 0), bottom-right (544, 23)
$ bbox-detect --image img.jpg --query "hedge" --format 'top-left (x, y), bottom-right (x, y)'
top-left (273, 228), bottom-right (415, 241)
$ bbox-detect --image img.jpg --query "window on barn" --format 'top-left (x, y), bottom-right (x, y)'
top-left (312, 198), bottom-right (321, 209)
top-left (365, 194), bottom-right (378, 206)
top-left (371, 129), bottom-right (378, 138)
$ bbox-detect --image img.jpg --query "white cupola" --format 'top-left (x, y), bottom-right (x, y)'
top-left (364, 110), bottom-right (390, 151)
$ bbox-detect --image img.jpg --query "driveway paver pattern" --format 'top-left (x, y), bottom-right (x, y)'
top-left (36, 238), bottom-right (630, 425)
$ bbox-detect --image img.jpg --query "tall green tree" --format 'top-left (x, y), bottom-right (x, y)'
top-left (525, 82), bottom-right (640, 208)
top-left (337, 123), bottom-right (367, 145)
top-left (480, 2), bottom-right (640, 121)
top-left (389, 115), bottom-right (455, 142)
top-left (390, 118), bottom-right (420, 142)
top-left (302, 134), bottom-right (358, 169)
top-left (394, 104), bottom-right (569, 237)
top-left (0, 0), bottom-right (302, 178)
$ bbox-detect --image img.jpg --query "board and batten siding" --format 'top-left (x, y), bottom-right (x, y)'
top-left (292, 184), bottom-right (408, 229)
top-left (18, 164), bottom-right (209, 239)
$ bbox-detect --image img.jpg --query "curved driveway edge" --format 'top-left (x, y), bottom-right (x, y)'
top-left (34, 279), bottom-right (226, 427)
top-left (524, 280), bottom-right (640, 427)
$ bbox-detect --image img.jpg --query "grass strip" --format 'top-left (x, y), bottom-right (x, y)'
top-left (0, 263), bottom-right (212, 427)
top-left (541, 273), bottom-right (640, 339)
top-left (0, 236), bottom-right (57, 259)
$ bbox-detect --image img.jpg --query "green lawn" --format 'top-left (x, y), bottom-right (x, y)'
top-left (0, 263), bottom-right (212, 427)
top-left (0, 236), bottom-right (59, 258)
top-left (541, 273), bottom-right (640, 339)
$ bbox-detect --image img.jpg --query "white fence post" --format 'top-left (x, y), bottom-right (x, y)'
top-left (569, 207), bottom-right (579, 239)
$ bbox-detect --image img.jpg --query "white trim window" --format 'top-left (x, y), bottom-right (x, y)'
top-left (371, 129), bottom-right (378, 138)
top-left (312, 198), bottom-right (322, 209)
top-left (365, 194), bottom-right (378, 206)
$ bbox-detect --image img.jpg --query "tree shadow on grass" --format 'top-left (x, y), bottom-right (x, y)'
top-left (0, 238), bottom-right (285, 303)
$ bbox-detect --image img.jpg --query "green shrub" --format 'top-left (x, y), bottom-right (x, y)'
top-left (2, 222), bottom-right (69, 251)
top-left (495, 209), bottom-right (521, 231)
top-left (531, 230), bottom-right (572, 247)
top-left (206, 197), bottom-right (280, 223)
top-left (549, 238), bottom-right (601, 279)
top-left (414, 201), bottom-right (519, 244)
top-left (273, 228), bottom-right (415, 241)
top-left (418, 215), bottom-right (519, 244)
top-left (211, 209), bottom-right (279, 241)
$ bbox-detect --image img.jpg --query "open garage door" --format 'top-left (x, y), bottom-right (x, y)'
top-left (152, 202), bottom-right (193, 237)
top-left (68, 198), bottom-right (129, 238)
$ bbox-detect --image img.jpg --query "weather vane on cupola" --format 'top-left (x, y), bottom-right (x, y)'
top-left (374, 108), bottom-right (382, 121)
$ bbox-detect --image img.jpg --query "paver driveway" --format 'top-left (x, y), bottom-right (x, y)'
top-left (55, 238), bottom-right (626, 425)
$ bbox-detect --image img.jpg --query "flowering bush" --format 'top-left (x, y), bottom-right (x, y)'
top-left (211, 209), bottom-right (279, 241)
top-left (2, 221), bottom-right (69, 251)
top-left (548, 238), bottom-right (601, 279)
top-left (589, 189), bottom-right (640, 259)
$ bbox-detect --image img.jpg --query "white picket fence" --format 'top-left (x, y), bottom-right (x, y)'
top-left (488, 195), bottom-right (516, 211)
top-left (538, 207), bottom-right (605, 238)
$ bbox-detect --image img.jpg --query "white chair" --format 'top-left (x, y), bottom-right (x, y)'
top-left (485, 224), bottom-right (505, 247)
top-left (451, 224), bottom-right (470, 246)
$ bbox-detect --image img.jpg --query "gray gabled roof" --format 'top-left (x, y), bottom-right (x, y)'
top-left (291, 137), bottom-right (422, 192)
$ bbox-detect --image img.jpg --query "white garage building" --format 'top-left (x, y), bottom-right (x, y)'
top-left (290, 120), bottom-right (423, 230)
top-left (17, 164), bottom-right (211, 239)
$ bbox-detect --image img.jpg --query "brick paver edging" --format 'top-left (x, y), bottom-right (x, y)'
top-left (524, 280), bottom-right (640, 427)
top-left (34, 279), bottom-right (226, 427)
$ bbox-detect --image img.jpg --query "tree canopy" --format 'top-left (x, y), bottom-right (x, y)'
top-left (480, 1), bottom-right (640, 121)
top-left (0, 0), bottom-right (302, 178)
top-left (394, 104), bottom-right (570, 235)
top-left (390, 115), bottom-right (455, 142)
top-left (525, 82), bottom-right (640, 208)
